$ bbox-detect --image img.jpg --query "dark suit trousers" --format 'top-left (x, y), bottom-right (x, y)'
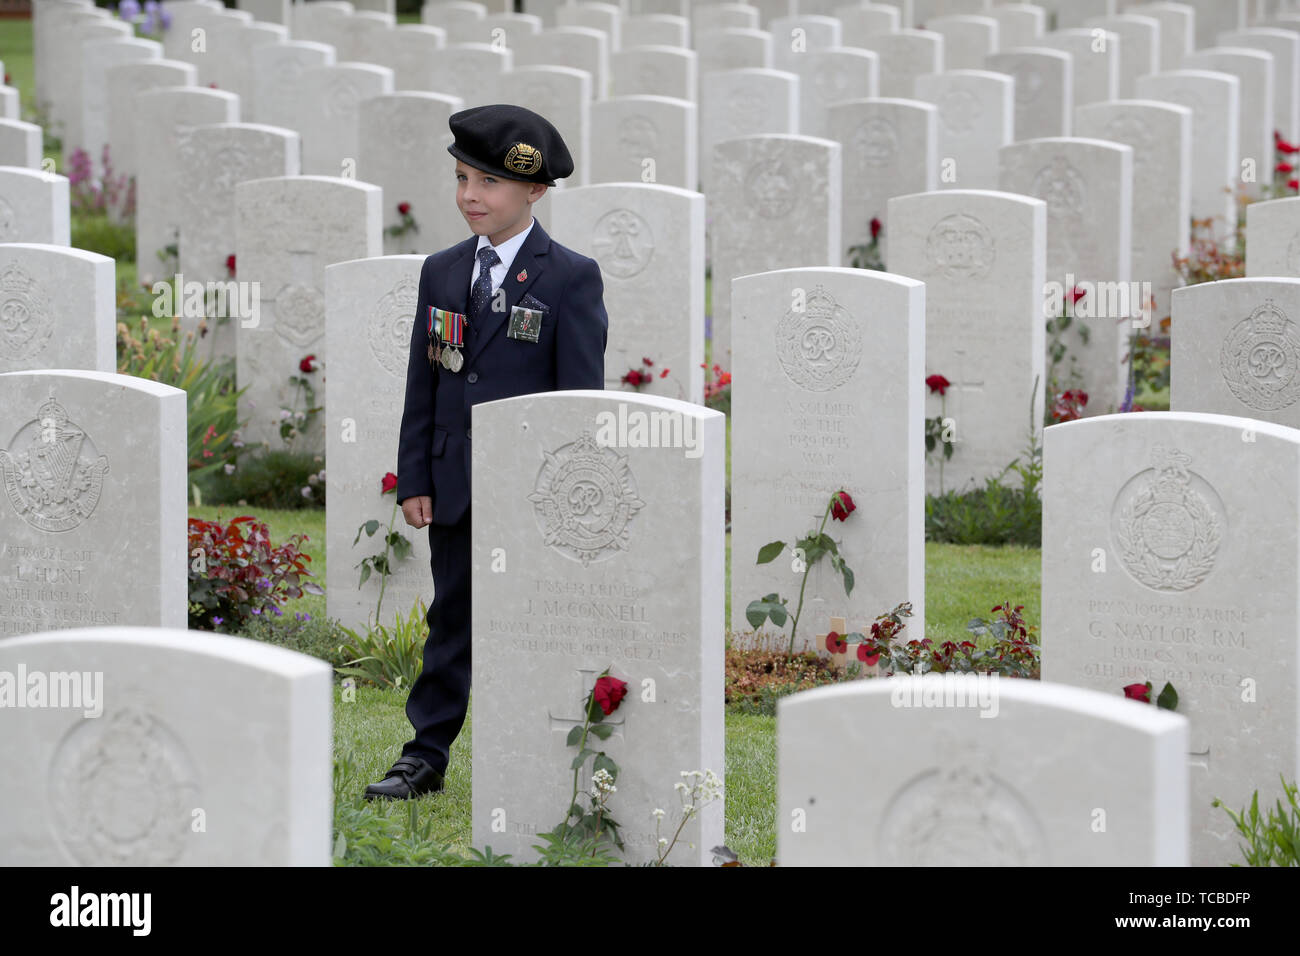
top-left (400, 507), bottom-right (471, 776)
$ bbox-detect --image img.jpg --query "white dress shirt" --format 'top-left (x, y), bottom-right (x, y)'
top-left (469, 217), bottom-right (535, 299)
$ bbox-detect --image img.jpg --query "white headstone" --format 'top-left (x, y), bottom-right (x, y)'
top-left (1183, 47), bottom-right (1275, 193)
top-left (989, 2), bottom-right (1045, 49)
top-left (1053, 0), bottom-right (1116, 28)
top-left (698, 69), bottom-right (798, 189)
top-left (551, 182), bottom-right (706, 402)
top-left (557, 1), bottom-right (623, 51)
top-left (513, 26), bottom-right (610, 97)
top-left (358, 92), bottom-right (466, 257)
top-left (253, 42), bottom-right (338, 135)
top-left (1039, 28), bottom-right (1119, 105)
top-left (769, 16), bottom-right (843, 75)
top-left (1170, 277), bottom-right (1300, 426)
top-left (1181, 0), bottom-right (1246, 48)
top-left (999, 137), bottom-right (1134, 412)
top-left (693, 3), bottom-right (761, 34)
top-left (80, 37), bottom-right (162, 172)
top-left (914, 70), bottom-right (1013, 190)
top-left (825, 95), bottom-right (939, 260)
top-left (470, 390), bottom-right (726, 866)
top-left (625, 13), bottom-right (690, 47)
top-left (1075, 99), bottom-right (1191, 323)
top-left (887, 189), bottom-right (1046, 494)
top-left (374, 27), bottom-right (452, 91)
top-left (709, 134), bottom-right (843, 363)
top-left (0, 244), bottom-right (115, 374)
top-left (207, 21), bottom-right (289, 122)
top-left (1219, 28), bottom-right (1300, 146)
top-left (0, 120), bottom-right (42, 170)
top-left (789, 47), bottom-right (880, 139)
top-left (234, 176), bottom-right (383, 452)
top-left (836, 3), bottom-right (902, 45)
top-left (0, 370), bottom-right (186, 634)
top-left (451, 11), bottom-right (538, 46)
top-left (1086, 14), bottom-right (1161, 97)
top-left (730, 267), bottom-right (926, 647)
top-left (695, 28), bottom-right (773, 74)
top-left (324, 254), bottom-right (433, 631)
top-left (1041, 409), bottom-right (1299, 866)
top-left (777, 677), bottom-right (1189, 865)
top-left (1126, 1), bottom-right (1193, 70)
top-left (422, 0), bottom-right (489, 33)
top-left (421, 43), bottom-right (513, 108)
top-left (856, 28), bottom-right (944, 97)
top-left (610, 45), bottom-right (697, 100)
top-left (1245, 196), bottom-right (1300, 277)
top-left (925, 14), bottom-right (999, 69)
top-left (297, 64), bottom-right (394, 177)
top-left (55, 18), bottom-right (132, 153)
top-left (105, 60), bottom-right (197, 185)
top-left (589, 95), bottom-right (698, 191)
top-left (985, 46), bottom-right (1073, 138)
top-left (0, 166), bottom-right (70, 246)
top-left (134, 87), bottom-right (239, 283)
top-left (0, 626), bottom-right (332, 865)
top-left (1135, 69), bottom-right (1240, 230)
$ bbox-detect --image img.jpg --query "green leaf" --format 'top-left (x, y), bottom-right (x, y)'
top-left (1156, 682), bottom-right (1179, 712)
top-left (756, 540), bottom-right (786, 564)
top-left (840, 563), bottom-right (855, 597)
top-left (745, 598), bottom-right (774, 630)
top-left (363, 519), bottom-right (380, 537)
top-left (589, 723), bottom-right (614, 740)
top-left (358, 562), bottom-right (371, 587)
top-left (565, 725), bottom-right (583, 748)
top-left (593, 753), bottom-right (619, 779)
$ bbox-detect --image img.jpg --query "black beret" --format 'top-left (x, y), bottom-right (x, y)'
top-left (447, 104), bottom-right (574, 186)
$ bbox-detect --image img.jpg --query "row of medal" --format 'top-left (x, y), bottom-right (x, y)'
top-left (428, 306), bottom-right (466, 372)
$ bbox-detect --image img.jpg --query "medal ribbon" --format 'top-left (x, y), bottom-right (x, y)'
top-left (429, 307), bottom-right (467, 346)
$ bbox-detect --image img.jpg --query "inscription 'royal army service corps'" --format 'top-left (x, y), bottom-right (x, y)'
top-left (0, 396), bottom-right (109, 533)
top-left (1219, 299), bottom-right (1300, 411)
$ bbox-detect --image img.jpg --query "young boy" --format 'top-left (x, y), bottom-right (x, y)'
top-left (365, 104), bottom-right (609, 800)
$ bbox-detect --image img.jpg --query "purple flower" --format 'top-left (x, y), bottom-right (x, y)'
top-left (119, 0), bottom-right (141, 20)
top-left (211, 616), bottom-right (223, 626)
top-left (271, 605), bottom-right (283, 617)
top-left (1119, 380), bottom-right (1136, 413)
top-left (251, 606), bottom-right (262, 615)
top-left (258, 577), bottom-right (272, 590)
top-left (144, 0), bottom-right (159, 10)
top-left (159, 8), bottom-right (172, 30)
top-left (141, 11), bottom-right (155, 33)
top-left (295, 612), bottom-right (312, 623)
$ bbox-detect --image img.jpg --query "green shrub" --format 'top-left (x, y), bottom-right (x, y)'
top-left (237, 611), bottom-right (352, 669)
top-left (926, 419), bottom-right (1043, 546)
top-left (336, 599), bottom-right (428, 691)
top-left (71, 212), bottom-right (136, 261)
top-left (197, 448), bottom-right (326, 509)
top-left (1214, 776), bottom-right (1300, 866)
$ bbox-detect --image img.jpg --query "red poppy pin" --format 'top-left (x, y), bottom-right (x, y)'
top-left (516, 269), bottom-right (527, 282)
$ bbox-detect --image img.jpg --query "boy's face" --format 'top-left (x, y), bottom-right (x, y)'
top-left (455, 161), bottom-right (547, 245)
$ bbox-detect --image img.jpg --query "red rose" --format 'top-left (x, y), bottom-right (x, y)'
top-left (1068, 285), bottom-right (1087, 305)
top-left (381, 472), bottom-right (398, 493)
top-left (826, 631), bottom-right (847, 654)
top-left (1278, 162), bottom-right (1294, 174)
top-left (1279, 135), bottom-right (1300, 154)
top-left (717, 371), bottom-right (731, 386)
top-left (622, 369), bottom-right (644, 386)
top-left (299, 354), bottom-right (318, 373)
top-left (870, 217), bottom-right (882, 240)
top-left (857, 643), bottom-right (880, 666)
top-left (659, 368), bottom-right (670, 378)
top-left (925, 373), bottom-right (951, 395)
top-left (830, 490), bottom-right (856, 521)
top-left (642, 356), bottom-right (653, 366)
top-left (1290, 178), bottom-right (1299, 190)
top-left (1123, 682), bottom-right (1152, 703)
top-left (225, 254), bottom-right (236, 277)
top-left (592, 675), bottom-right (628, 715)
top-left (397, 201), bottom-right (411, 216)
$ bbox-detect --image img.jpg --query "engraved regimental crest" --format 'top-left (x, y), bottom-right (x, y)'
top-left (1113, 446), bottom-right (1224, 592)
top-left (853, 118), bottom-right (899, 170)
top-left (591, 209), bottom-right (655, 279)
top-left (0, 396), bottom-right (109, 532)
top-left (504, 142), bottom-right (543, 175)
top-left (878, 763), bottom-right (1048, 865)
top-left (925, 213), bottom-right (995, 280)
top-left (528, 431), bottom-right (645, 566)
top-left (1033, 155), bottom-right (1086, 219)
top-left (0, 260), bottom-right (55, 365)
top-left (774, 285), bottom-right (864, 392)
top-left (50, 708), bottom-right (199, 865)
top-left (367, 273), bottom-right (419, 377)
top-left (272, 282), bottom-right (326, 346)
top-left (744, 158), bottom-right (798, 219)
top-left (1220, 299), bottom-right (1300, 411)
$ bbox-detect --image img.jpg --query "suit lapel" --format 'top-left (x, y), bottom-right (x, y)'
top-left (464, 220), bottom-right (551, 368)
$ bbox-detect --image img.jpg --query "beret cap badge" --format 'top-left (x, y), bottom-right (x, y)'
top-left (504, 142), bottom-right (543, 175)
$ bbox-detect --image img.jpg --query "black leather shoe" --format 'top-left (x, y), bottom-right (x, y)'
top-left (364, 756), bottom-right (445, 800)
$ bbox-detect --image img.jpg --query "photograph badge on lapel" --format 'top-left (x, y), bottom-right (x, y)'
top-left (507, 295), bottom-right (547, 344)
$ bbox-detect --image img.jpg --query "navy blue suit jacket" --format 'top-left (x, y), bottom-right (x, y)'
top-left (395, 219), bottom-right (609, 526)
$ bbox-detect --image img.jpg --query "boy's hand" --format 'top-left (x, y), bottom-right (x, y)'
top-left (401, 495), bottom-right (433, 528)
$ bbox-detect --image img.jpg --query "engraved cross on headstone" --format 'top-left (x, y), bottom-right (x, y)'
top-left (547, 667), bottom-right (626, 740)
